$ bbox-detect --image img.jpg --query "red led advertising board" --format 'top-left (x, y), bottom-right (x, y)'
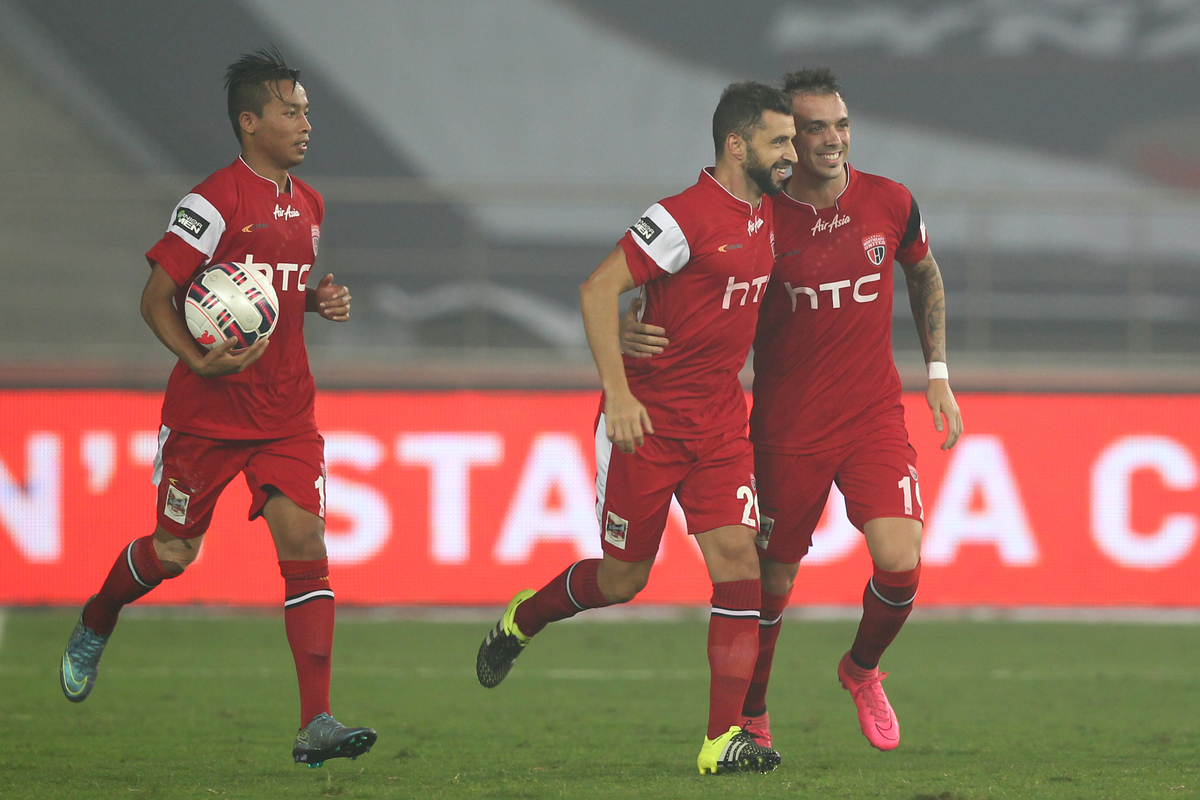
top-left (0, 391), bottom-right (1197, 607)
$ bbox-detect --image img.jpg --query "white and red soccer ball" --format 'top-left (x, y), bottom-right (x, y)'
top-left (184, 262), bottom-right (279, 350)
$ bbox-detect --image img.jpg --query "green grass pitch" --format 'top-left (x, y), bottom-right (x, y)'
top-left (1, 608), bottom-right (1197, 799)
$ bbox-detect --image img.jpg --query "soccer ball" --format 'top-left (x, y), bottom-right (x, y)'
top-left (184, 262), bottom-right (279, 350)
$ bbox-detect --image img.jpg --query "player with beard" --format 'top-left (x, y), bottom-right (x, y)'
top-left (623, 68), bottom-right (963, 753)
top-left (58, 48), bottom-right (376, 767)
top-left (476, 81), bottom-right (796, 775)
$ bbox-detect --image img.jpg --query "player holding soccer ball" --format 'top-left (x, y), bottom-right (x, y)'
top-left (623, 68), bottom-right (963, 753)
top-left (58, 47), bottom-right (375, 768)
top-left (477, 81), bottom-right (796, 775)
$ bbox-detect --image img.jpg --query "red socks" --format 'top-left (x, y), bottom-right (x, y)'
top-left (707, 579), bottom-right (761, 739)
top-left (742, 586), bottom-right (792, 717)
top-left (849, 561), bottom-right (921, 670)
top-left (83, 536), bottom-right (176, 635)
top-left (280, 558), bottom-right (335, 727)
top-left (513, 559), bottom-right (612, 638)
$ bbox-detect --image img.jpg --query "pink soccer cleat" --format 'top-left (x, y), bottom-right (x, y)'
top-left (837, 651), bottom-right (900, 751)
top-left (742, 710), bottom-right (772, 749)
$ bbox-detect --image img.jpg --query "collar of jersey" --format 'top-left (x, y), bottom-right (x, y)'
top-left (236, 156), bottom-right (293, 196)
top-left (699, 167), bottom-right (765, 215)
top-left (778, 163), bottom-right (854, 214)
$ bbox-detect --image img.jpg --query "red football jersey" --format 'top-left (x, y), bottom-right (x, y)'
top-left (146, 158), bottom-right (323, 440)
top-left (618, 169), bottom-right (775, 439)
top-left (750, 164), bottom-right (929, 454)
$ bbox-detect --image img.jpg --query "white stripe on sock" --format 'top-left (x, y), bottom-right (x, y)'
top-left (869, 577), bottom-right (915, 608)
top-left (284, 589), bottom-right (335, 608)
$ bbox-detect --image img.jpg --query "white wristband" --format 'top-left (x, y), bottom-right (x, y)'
top-left (928, 361), bottom-right (949, 381)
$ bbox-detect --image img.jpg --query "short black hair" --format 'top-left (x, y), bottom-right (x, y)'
top-left (224, 46), bottom-right (301, 142)
top-left (711, 81), bottom-right (793, 159)
top-left (781, 67), bottom-right (843, 99)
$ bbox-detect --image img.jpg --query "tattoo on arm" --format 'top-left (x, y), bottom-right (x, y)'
top-left (903, 252), bottom-right (946, 364)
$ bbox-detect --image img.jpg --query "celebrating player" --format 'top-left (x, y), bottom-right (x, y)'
top-left (476, 81), bottom-right (796, 775)
top-left (623, 67), bottom-right (963, 752)
top-left (58, 48), bottom-right (376, 768)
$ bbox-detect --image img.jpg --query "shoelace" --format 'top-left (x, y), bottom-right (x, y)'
top-left (740, 722), bottom-right (764, 744)
top-left (856, 672), bottom-right (891, 722)
top-left (74, 629), bottom-right (107, 662)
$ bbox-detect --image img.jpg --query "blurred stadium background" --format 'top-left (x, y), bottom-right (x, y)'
top-left (1, 0), bottom-right (1199, 610)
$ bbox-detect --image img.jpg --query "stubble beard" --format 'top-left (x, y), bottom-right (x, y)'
top-left (745, 149), bottom-right (785, 197)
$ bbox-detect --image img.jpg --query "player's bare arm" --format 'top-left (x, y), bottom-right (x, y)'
top-left (307, 272), bottom-right (351, 321)
top-left (141, 263), bottom-right (268, 377)
top-left (619, 297), bottom-right (669, 358)
top-left (901, 249), bottom-right (963, 449)
top-left (581, 246), bottom-right (654, 453)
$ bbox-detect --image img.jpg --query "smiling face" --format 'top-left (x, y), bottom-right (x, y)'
top-left (789, 91), bottom-right (850, 192)
top-left (742, 109), bottom-right (798, 198)
top-left (240, 80), bottom-right (311, 175)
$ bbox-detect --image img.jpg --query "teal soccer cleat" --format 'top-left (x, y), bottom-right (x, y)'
top-left (60, 599), bottom-right (110, 703)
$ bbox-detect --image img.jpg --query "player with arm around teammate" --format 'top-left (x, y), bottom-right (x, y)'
top-left (623, 67), bottom-right (962, 753)
top-left (58, 48), bottom-right (375, 768)
top-left (476, 81), bottom-right (797, 775)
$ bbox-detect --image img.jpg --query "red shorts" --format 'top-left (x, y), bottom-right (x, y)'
top-left (153, 426), bottom-right (326, 538)
top-left (754, 425), bottom-right (920, 563)
top-left (595, 417), bottom-right (758, 562)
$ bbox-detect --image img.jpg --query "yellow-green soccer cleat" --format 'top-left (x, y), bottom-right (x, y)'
top-left (697, 725), bottom-right (781, 775)
top-left (292, 713), bottom-right (377, 768)
top-left (476, 589), bottom-right (535, 688)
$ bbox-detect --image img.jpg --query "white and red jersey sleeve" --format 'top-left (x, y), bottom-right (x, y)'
top-left (751, 165), bottom-right (928, 454)
top-left (146, 158), bottom-right (323, 440)
top-left (613, 169), bottom-right (774, 439)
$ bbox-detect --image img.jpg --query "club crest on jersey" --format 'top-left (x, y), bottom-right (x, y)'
top-left (604, 511), bottom-right (629, 550)
top-left (164, 482), bottom-right (191, 524)
top-left (863, 234), bottom-right (887, 266)
top-left (755, 513), bottom-right (774, 551)
top-left (311, 224), bottom-right (321, 256)
top-left (173, 207), bottom-right (210, 239)
top-left (631, 216), bottom-right (662, 245)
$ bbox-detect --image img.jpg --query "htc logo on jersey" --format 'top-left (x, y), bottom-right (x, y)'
top-left (723, 275), bottom-right (770, 309)
top-left (784, 273), bottom-right (880, 311)
top-left (243, 254), bottom-right (312, 291)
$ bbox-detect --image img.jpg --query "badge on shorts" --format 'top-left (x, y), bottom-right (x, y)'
top-left (755, 513), bottom-right (774, 551)
top-left (164, 481), bottom-right (191, 524)
top-left (604, 511), bottom-right (629, 550)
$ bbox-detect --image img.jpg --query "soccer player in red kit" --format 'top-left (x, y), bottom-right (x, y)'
top-left (476, 81), bottom-right (797, 774)
top-left (58, 48), bottom-right (376, 767)
top-left (623, 68), bottom-right (963, 753)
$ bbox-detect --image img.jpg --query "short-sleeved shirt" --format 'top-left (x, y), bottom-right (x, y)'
top-left (750, 164), bottom-right (929, 454)
top-left (617, 168), bottom-right (775, 439)
top-left (146, 157), bottom-right (323, 440)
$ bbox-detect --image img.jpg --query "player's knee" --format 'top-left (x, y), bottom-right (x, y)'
top-left (597, 563), bottom-right (651, 604)
top-left (601, 578), bottom-right (645, 605)
top-left (152, 536), bottom-right (201, 575)
top-left (873, 538), bottom-right (921, 572)
top-left (760, 560), bottom-right (798, 596)
top-left (281, 528), bottom-right (327, 561)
